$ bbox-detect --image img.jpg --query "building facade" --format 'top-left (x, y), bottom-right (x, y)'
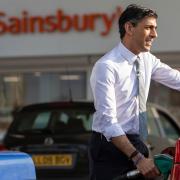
top-left (0, 0), bottom-right (180, 123)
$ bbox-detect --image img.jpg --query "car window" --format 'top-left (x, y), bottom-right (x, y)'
top-left (32, 112), bottom-right (51, 129)
top-left (16, 111), bottom-right (52, 132)
top-left (59, 112), bottom-right (69, 124)
top-left (157, 110), bottom-right (180, 141)
top-left (76, 114), bottom-right (93, 130)
top-left (147, 106), bottom-right (161, 136)
top-left (13, 107), bottom-right (94, 134)
top-left (53, 110), bottom-right (93, 133)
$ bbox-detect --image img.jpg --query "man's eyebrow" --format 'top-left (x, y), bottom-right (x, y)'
top-left (145, 25), bottom-right (157, 29)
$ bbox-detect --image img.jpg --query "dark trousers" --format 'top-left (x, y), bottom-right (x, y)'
top-left (88, 132), bottom-right (149, 180)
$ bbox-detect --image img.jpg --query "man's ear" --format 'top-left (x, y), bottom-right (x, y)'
top-left (124, 22), bottom-right (134, 36)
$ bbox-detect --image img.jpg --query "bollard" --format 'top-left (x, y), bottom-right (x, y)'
top-left (0, 151), bottom-right (36, 180)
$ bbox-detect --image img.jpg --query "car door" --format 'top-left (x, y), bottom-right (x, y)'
top-left (146, 104), bottom-right (178, 156)
top-left (156, 109), bottom-right (180, 142)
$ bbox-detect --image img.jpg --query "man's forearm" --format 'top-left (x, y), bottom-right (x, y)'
top-left (111, 135), bottom-right (137, 157)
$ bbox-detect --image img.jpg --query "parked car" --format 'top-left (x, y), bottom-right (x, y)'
top-left (3, 102), bottom-right (94, 180)
top-left (1, 101), bottom-right (180, 179)
top-left (146, 103), bottom-right (180, 156)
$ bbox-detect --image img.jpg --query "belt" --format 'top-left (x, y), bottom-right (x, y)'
top-left (92, 131), bottom-right (104, 140)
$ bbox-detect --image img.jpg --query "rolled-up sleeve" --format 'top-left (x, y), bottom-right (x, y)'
top-left (90, 62), bottom-right (125, 141)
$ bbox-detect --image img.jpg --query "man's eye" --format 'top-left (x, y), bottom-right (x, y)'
top-left (145, 27), bottom-right (150, 30)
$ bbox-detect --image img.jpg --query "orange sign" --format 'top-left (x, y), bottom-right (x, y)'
top-left (0, 7), bottom-right (123, 36)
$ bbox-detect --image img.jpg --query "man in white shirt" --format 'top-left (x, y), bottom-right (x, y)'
top-left (89, 4), bottom-right (180, 180)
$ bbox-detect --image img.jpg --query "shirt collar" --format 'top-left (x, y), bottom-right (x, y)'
top-left (117, 42), bottom-right (141, 65)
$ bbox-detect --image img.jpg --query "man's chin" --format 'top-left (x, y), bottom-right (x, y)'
top-left (143, 46), bottom-right (151, 52)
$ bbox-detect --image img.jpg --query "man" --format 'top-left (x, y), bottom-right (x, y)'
top-left (89, 4), bottom-right (180, 180)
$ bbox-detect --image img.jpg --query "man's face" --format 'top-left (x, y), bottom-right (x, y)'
top-left (131, 16), bottom-right (158, 54)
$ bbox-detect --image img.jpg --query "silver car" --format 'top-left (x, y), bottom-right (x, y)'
top-left (146, 103), bottom-right (180, 156)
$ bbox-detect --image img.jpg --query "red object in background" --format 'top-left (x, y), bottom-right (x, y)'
top-left (0, 144), bottom-right (7, 151)
top-left (161, 146), bottom-right (175, 157)
top-left (170, 139), bottom-right (180, 180)
top-left (174, 139), bottom-right (180, 163)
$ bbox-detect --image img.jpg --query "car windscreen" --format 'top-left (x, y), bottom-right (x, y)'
top-left (12, 108), bottom-right (93, 134)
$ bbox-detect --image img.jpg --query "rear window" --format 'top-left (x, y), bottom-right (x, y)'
top-left (12, 108), bottom-right (93, 134)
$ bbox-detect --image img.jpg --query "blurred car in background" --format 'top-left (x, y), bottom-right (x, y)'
top-left (146, 103), bottom-right (180, 156)
top-left (1, 101), bottom-right (180, 179)
top-left (2, 102), bottom-right (94, 180)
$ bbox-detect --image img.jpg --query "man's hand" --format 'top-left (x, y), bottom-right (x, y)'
top-left (111, 135), bottom-right (160, 179)
top-left (135, 156), bottom-right (160, 179)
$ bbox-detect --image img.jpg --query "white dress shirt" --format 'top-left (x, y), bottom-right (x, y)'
top-left (90, 42), bottom-right (180, 141)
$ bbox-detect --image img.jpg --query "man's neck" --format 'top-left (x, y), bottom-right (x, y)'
top-left (121, 39), bottom-right (140, 55)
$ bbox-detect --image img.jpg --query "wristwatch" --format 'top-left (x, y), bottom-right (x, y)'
top-left (132, 152), bottom-right (145, 166)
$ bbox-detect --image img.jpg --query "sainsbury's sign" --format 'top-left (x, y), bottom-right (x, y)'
top-left (0, 7), bottom-right (123, 36)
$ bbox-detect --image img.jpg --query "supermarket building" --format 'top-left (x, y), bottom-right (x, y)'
top-left (0, 0), bottom-right (180, 120)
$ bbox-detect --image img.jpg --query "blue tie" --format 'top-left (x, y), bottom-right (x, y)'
top-left (136, 57), bottom-right (148, 141)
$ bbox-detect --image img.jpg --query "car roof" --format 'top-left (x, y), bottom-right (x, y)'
top-left (15, 101), bottom-right (95, 112)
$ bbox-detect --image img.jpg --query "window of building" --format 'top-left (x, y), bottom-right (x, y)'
top-left (0, 71), bottom-right (86, 123)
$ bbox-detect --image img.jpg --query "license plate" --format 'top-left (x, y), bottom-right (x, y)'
top-left (32, 154), bottom-right (73, 167)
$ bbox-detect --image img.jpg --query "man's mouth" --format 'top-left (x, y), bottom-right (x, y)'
top-left (146, 40), bottom-right (153, 46)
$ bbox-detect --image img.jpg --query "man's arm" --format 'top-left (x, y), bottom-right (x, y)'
top-left (151, 57), bottom-right (180, 91)
top-left (111, 135), bottom-right (160, 179)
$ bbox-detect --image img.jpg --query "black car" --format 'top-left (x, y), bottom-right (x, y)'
top-left (2, 101), bottom-right (180, 179)
top-left (3, 102), bottom-right (95, 180)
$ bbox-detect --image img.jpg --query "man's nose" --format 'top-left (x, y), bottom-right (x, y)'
top-left (151, 29), bottom-right (158, 38)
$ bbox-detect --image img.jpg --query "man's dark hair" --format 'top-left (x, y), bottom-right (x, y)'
top-left (119, 4), bottom-right (158, 39)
